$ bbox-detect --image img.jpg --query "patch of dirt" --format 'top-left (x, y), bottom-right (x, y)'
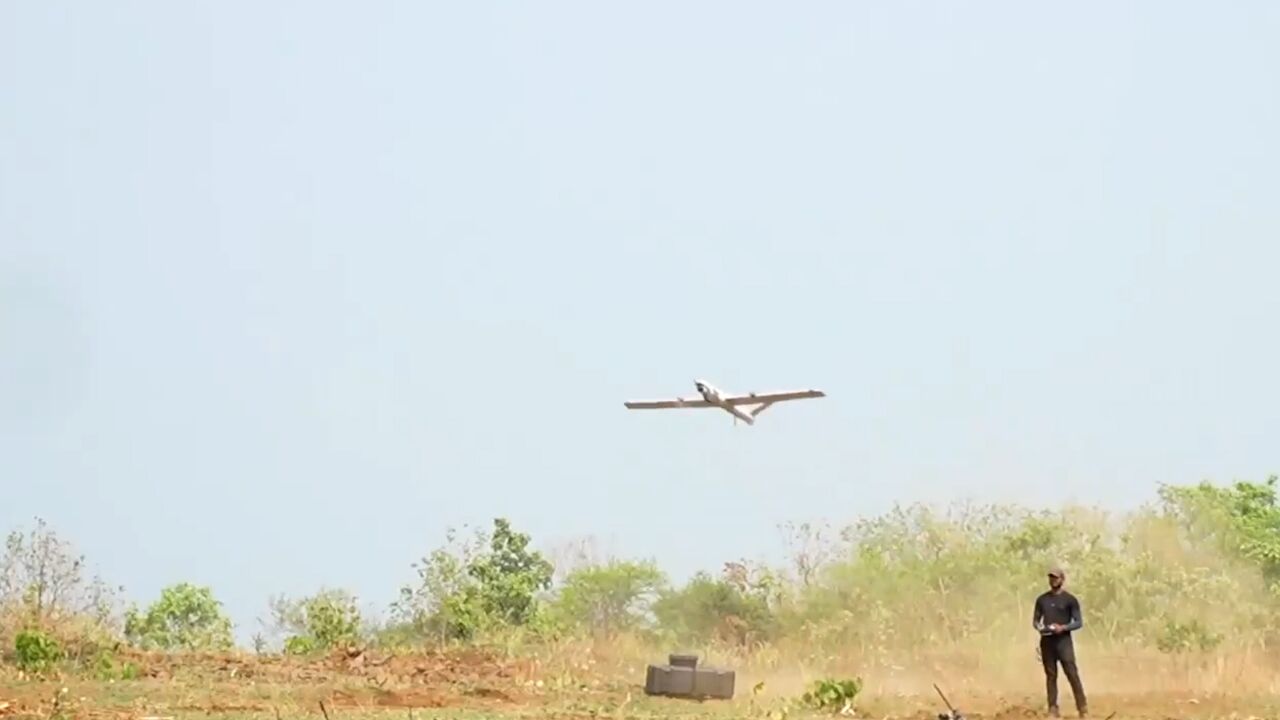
top-left (175, 702), bottom-right (268, 713)
top-left (113, 645), bottom-right (531, 689)
top-left (464, 686), bottom-right (515, 702)
top-left (0, 694), bottom-right (132, 720)
top-left (319, 680), bottom-right (523, 710)
top-left (327, 688), bottom-right (452, 709)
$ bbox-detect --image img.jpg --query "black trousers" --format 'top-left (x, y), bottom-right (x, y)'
top-left (1040, 633), bottom-right (1087, 712)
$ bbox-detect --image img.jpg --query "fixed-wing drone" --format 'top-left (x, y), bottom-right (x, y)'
top-left (623, 379), bottom-right (825, 425)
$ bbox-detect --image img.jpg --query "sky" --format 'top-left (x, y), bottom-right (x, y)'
top-left (2, 1), bottom-right (1279, 642)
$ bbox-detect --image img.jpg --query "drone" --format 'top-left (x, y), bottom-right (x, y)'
top-left (624, 379), bottom-right (825, 425)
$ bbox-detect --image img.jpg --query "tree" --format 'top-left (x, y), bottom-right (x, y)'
top-left (393, 518), bottom-right (554, 642)
top-left (550, 559), bottom-right (666, 637)
top-left (779, 521), bottom-right (837, 588)
top-left (0, 517), bottom-right (120, 627)
top-left (123, 583), bottom-right (234, 651)
top-left (269, 588), bottom-right (362, 653)
top-left (1159, 476), bottom-right (1280, 584)
top-left (467, 518), bottom-right (554, 627)
top-left (653, 570), bottom-right (777, 647)
top-left (392, 524), bottom-right (491, 642)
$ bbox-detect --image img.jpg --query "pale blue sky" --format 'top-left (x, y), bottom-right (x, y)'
top-left (3, 2), bottom-right (1278, 641)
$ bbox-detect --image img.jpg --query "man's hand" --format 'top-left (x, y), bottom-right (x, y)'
top-left (1048, 623), bottom-right (1063, 634)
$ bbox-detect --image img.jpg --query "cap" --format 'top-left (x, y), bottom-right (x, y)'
top-left (1047, 564), bottom-right (1065, 578)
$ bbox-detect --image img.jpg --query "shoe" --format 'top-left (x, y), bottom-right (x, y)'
top-left (1048, 707), bottom-right (1060, 718)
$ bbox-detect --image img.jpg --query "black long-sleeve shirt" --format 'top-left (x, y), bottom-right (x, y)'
top-left (1033, 590), bottom-right (1083, 635)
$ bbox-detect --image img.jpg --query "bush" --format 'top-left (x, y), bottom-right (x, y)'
top-left (283, 634), bottom-right (319, 656)
top-left (781, 496), bottom-right (1280, 656)
top-left (801, 677), bottom-right (863, 712)
top-left (392, 518), bottom-right (554, 643)
top-left (270, 589), bottom-right (363, 652)
top-left (124, 583), bottom-right (234, 651)
top-left (89, 649), bottom-right (139, 681)
top-left (1, 518), bottom-right (121, 633)
top-left (548, 559), bottom-right (666, 638)
top-left (1156, 618), bottom-right (1223, 654)
top-left (653, 570), bottom-right (777, 647)
top-left (14, 629), bottom-right (62, 673)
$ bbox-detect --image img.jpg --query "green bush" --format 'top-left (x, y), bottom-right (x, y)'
top-left (1155, 618), bottom-right (1222, 654)
top-left (653, 571), bottom-right (777, 647)
top-left (283, 634), bottom-right (319, 656)
top-left (801, 677), bottom-right (863, 712)
top-left (14, 629), bottom-right (62, 673)
top-left (89, 649), bottom-right (139, 681)
top-left (270, 589), bottom-right (363, 652)
top-left (392, 518), bottom-right (554, 642)
top-left (548, 559), bottom-right (666, 638)
top-left (124, 583), bottom-right (234, 651)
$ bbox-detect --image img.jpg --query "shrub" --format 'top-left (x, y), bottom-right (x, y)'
top-left (124, 583), bottom-right (234, 651)
top-left (270, 589), bottom-right (363, 652)
top-left (1155, 618), bottom-right (1222, 654)
top-left (14, 629), bottom-right (62, 673)
top-left (1, 518), bottom-right (121, 631)
top-left (548, 559), bottom-right (666, 638)
top-left (283, 634), bottom-right (319, 656)
top-left (392, 518), bottom-right (554, 642)
top-left (801, 677), bottom-right (863, 712)
top-left (89, 649), bottom-right (139, 681)
top-left (652, 571), bottom-right (777, 647)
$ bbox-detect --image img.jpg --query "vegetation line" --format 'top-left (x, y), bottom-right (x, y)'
top-left (2, 477), bottom-right (1279, 681)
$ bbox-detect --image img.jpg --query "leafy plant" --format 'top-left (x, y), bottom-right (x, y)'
top-left (13, 629), bottom-right (62, 673)
top-left (549, 559), bottom-right (666, 637)
top-left (283, 634), bottom-right (319, 656)
top-left (392, 518), bottom-right (554, 642)
top-left (801, 677), bottom-right (863, 713)
top-left (653, 570), bottom-right (777, 647)
top-left (124, 582), bottom-right (234, 651)
top-left (89, 649), bottom-right (139, 681)
top-left (467, 518), bottom-right (555, 626)
top-left (1159, 476), bottom-right (1280, 583)
top-left (1155, 618), bottom-right (1222, 654)
top-left (270, 588), bottom-right (363, 652)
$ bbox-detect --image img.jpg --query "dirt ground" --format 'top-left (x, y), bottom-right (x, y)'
top-left (1, 648), bottom-right (1276, 720)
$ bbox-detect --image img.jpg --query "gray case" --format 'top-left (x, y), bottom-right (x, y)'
top-left (643, 653), bottom-right (735, 700)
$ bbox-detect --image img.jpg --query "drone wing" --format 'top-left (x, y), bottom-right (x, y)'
top-left (623, 397), bottom-right (713, 410)
top-left (721, 389), bottom-right (825, 406)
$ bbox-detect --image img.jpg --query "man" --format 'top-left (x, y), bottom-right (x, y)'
top-left (1032, 565), bottom-right (1087, 718)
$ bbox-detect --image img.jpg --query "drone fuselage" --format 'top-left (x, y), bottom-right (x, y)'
top-left (694, 380), bottom-right (756, 425)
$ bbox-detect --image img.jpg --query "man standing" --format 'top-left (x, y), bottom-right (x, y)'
top-left (1032, 565), bottom-right (1087, 718)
